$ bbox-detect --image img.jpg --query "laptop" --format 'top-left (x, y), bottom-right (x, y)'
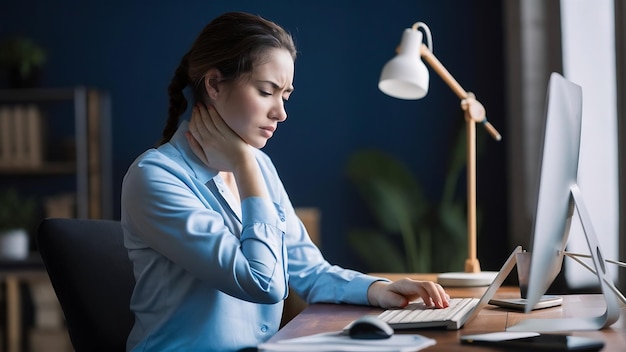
top-left (345, 245), bottom-right (523, 331)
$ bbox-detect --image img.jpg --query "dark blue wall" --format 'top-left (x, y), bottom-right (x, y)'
top-left (0, 0), bottom-right (508, 271)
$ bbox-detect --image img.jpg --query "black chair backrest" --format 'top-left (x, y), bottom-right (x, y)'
top-left (37, 218), bottom-right (135, 352)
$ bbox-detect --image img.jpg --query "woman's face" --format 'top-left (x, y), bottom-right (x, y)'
top-left (212, 48), bottom-right (294, 149)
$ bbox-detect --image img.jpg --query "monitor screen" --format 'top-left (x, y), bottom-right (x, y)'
top-left (510, 73), bottom-right (621, 332)
top-left (524, 72), bottom-right (582, 312)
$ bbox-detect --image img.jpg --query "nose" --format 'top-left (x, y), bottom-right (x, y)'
top-left (271, 99), bottom-right (288, 122)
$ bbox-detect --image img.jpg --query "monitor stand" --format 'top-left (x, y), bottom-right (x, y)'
top-left (508, 184), bottom-right (621, 332)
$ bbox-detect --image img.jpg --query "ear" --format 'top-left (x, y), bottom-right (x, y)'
top-left (204, 68), bottom-right (223, 100)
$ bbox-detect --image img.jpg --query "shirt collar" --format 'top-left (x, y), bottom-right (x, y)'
top-left (159, 120), bottom-right (218, 184)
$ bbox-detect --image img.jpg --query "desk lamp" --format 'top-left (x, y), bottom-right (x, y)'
top-left (379, 22), bottom-right (502, 286)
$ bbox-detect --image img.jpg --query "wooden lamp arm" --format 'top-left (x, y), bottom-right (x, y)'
top-left (420, 44), bottom-right (468, 99)
top-left (420, 44), bottom-right (502, 141)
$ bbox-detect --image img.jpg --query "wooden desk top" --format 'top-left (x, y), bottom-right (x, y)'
top-left (270, 280), bottom-right (626, 351)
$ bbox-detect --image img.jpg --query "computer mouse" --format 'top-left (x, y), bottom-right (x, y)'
top-left (348, 315), bottom-right (394, 339)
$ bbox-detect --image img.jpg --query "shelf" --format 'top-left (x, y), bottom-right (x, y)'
top-left (0, 87), bottom-right (112, 219)
top-left (0, 162), bottom-right (76, 175)
top-left (0, 88), bottom-right (76, 102)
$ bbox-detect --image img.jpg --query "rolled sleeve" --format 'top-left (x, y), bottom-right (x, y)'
top-left (239, 197), bottom-right (289, 301)
top-left (241, 197), bottom-right (287, 236)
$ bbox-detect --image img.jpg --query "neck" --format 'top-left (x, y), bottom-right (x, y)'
top-left (219, 171), bottom-right (240, 203)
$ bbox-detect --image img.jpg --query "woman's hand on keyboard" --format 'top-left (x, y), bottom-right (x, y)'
top-left (367, 279), bottom-right (450, 309)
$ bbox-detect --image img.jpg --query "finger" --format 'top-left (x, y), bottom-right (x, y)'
top-left (415, 286), bottom-right (435, 307)
top-left (195, 103), bottom-right (217, 137)
top-left (192, 104), bottom-right (221, 145)
top-left (421, 282), bottom-right (447, 308)
top-left (418, 282), bottom-right (441, 307)
top-left (188, 107), bottom-right (205, 143)
top-left (380, 280), bottom-right (420, 308)
top-left (207, 105), bottom-right (233, 138)
top-left (438, 285), bottom-right (450, 307)
top-left (395, 279), bottom-right (446, 308)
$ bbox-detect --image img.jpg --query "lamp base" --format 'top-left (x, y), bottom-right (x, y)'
top-left (437, 271), bottom-right (499, 287)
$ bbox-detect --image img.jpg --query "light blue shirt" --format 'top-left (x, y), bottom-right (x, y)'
top-left (121, 121), bottom-right (384, 351)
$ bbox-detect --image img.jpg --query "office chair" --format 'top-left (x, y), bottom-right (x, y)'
top-left (37, 218), bottom-right (135, 352)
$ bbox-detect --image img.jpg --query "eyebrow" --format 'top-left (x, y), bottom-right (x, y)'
top-left (257, 80), bottom-right (295, 93)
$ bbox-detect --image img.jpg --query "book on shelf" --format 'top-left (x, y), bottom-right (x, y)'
top-left (0, 104), bottom-right (44, 168)
top-left (26, 104), bottom-right (43, 166)
top-left (0, 105), bottom-right (12, 165)
top-left (44, 193), bottom-right (76, 218)
top-left (13, 105), bottom-right (27, 165)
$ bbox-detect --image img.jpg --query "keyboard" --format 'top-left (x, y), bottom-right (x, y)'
top-left (377, 297), bottom-right (480, 330)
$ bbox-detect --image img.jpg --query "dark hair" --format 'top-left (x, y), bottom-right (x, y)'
top-left (159, 12), bottom-right (297, 145)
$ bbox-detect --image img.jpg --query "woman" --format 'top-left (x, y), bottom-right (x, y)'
top-left (121, 11), bottom-right (449, 351)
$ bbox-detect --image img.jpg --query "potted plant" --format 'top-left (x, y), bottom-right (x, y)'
top-left (0, 37), bottom-right (47, 88)
top-left (0, 188), bottom-right (37, 259)
top-left (345, 121), bottom-right (487, 273)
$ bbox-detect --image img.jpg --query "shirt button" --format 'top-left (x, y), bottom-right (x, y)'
top-left (280, 217), bottom-right (285, 222)
top-left (261, 325), bottom-right (268, 333)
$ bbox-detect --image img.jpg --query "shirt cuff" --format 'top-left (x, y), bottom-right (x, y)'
top-left (346, 275), bottom-right (392, 306)
top-left (241, 197), bottom-right (287, 233)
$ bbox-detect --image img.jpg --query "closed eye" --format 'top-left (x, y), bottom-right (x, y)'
top-left (258, 89), bottom-right (290, 103)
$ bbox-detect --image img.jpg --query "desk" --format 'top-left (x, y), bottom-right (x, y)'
top-left (269, 276), bottom-right (626, 351)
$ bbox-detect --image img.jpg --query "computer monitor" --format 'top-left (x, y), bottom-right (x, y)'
top-left (507, 73), bottom-right (621, 332)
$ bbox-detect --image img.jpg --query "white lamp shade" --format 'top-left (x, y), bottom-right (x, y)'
top-left (378, 28), bottom-right (430, 100)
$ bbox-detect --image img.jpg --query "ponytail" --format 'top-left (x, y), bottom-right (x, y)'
top-left (159, 52), bottom-right (191, 146)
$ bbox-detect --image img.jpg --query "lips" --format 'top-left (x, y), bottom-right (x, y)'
top-left (261, 126), bottom-right (276, 133)
top-left (260, 126), bottom-right (276, 138)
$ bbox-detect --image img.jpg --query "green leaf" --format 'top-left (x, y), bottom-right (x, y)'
top-left (347, 228), bottom-right (406, 272)
top-left (345, 150), bottom-right (427, 233)
top-left (430, 203), bottom-right (467, 271)
top-left (0, 188), bottom-right (37, 231)
top-left (0, 37), bottom-right (46, 77)
top-left (346, 150), bottom-right (430, 271)
top-left (442, 122), bottom-right (466, 204)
